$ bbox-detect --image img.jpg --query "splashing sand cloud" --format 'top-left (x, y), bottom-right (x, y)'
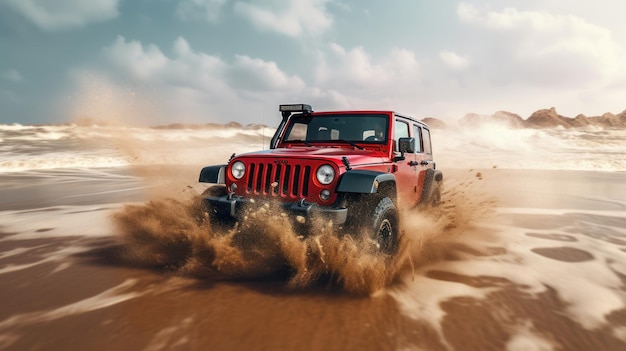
top-left (111, 171), bottom-right (496, 295)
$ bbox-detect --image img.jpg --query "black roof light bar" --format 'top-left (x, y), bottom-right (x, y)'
top-left (279, 103), bottom-right (313, 119)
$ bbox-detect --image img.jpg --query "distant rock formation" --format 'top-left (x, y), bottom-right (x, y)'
top-left (593, 112), bottom-right (624, 128)
top-left (421, 117), bottom-right (447, 129)
top-left (458, 111), bottom-right (525, 128)
top-left (571, 114), bottom-right (590, 128)
top-left (526, 107), bottom-right (626, 128)
top-left (144, 107), bottom-right (625, 130)
top-left (525, 107), bottom-right (571, 128)
top-left (456, 107), bottom-right (626, 129)
top-left (493, 111), bottom-right (526, 128)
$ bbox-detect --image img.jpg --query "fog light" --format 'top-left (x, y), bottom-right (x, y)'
top-left (229, 183), bottom-right (237, 192)
top-left (320, 189), bottom-right (331, 201)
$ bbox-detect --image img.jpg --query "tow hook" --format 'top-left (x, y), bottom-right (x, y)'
top-left (227, 183), bottom-right (237, 200)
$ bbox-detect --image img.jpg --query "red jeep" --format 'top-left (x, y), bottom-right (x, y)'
top-left (199, 104), bottom-right (442, 254)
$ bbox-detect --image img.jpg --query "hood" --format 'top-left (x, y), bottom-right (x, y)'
top-left (234, 146), bottom-right (386, 167)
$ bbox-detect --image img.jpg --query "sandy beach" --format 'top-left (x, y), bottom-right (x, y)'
top-left (0, 124), bottom-right (625, 350)
top-left (1, 168), bottom-right (625, 350)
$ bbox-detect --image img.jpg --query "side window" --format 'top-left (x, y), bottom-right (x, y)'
top-left (422, 128), bottom-right (432, 154)
top-left (394, 120), bottom-right (409, 151)
top-left (413, 125), bottom-right (423, 153)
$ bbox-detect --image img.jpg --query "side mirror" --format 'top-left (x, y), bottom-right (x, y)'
top-left (398, 137), bottom-right (416, 153)
top-left (394, 137), bottom-right (415, 162)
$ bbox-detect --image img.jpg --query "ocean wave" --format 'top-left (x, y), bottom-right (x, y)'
top-left (433, 125), bottom-right (626, 172)
top-left (0, 123), bottom-right (36, 131)
top-left (0, 123), bottom-right (271, 143)
top-left (0, 123), bottom-right (624, 173)
top-left (0, 155), bottom-right (130, 173)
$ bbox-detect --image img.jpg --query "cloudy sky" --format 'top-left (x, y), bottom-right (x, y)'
top-left (1, 0), bottom-right (626, 125)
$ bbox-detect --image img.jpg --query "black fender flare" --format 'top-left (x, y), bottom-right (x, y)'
top-left (419, 168), bottom-right (443, 204)
top-left (336, 170), bottom-right (396, 194)
top-left (199, 164), bottom-right (227, 184)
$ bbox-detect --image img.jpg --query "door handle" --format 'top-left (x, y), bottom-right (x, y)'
top-left (420, 160), bottom-right (431, 166)
top-left (409, 161), bottom-right (419, 167)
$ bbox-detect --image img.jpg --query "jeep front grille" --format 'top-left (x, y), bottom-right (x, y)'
top-left (246, 163), bottom-right (311, 199)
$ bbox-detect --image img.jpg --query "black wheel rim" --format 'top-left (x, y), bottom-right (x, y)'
top-left (378, 218), bottom-right (393, 252)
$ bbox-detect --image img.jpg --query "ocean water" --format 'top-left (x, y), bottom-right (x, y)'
top-left (0, 123), bottom-right (273, 173)
top-left (434, 123), bottom-right (626, 172)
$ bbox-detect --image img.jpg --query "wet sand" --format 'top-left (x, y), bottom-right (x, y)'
top-left (1, 167), bottom-right (625, 350)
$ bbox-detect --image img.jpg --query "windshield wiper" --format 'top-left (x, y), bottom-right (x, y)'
top-left (332, 139), bottom-right (363, 150)
top-left (289, 140), bottom-right (312, 146)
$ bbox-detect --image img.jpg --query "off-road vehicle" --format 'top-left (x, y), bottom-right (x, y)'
top-left (199, 104), bottom-right (442, 254)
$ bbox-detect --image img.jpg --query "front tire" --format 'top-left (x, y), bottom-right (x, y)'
top-left (371, 197), bottom-right (399, 255)
top-left (201, 185), bottom-right (234, 230)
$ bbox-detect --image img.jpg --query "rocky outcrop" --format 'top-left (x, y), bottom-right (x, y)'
top-left (457, 107), bottom-right (626, 129)
top-left (524, 107), bottom-right (572, 128)
top-left (459, 111), bottom-right (525, 128)
top-left (619, 109), bottom-right (626, 123)
top-left (493, 111), bottom-right (525, 128)
top-left (421, 117), bottom-right (447, 129)
top-left (588, 112), bottom-right (623, 128)
top-left (147, 107), bottom-right (625, 131)
top-left (571, 114), bottom-right (590, 128)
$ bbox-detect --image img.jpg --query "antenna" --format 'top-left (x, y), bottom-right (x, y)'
top-left (262, 105), bottom-right (265, 149)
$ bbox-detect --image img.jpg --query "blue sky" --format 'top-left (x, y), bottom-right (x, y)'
top-left (1, 0), bottom-right (626, 125)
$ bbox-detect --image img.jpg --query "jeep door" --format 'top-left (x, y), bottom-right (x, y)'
top-left (393, 119), bottom-right (419, 207)
top-left (414, 124), bottom-right (434, 199)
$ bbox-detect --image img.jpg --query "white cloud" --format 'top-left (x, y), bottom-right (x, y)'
top-left (230, 55), bottom-right (305, 91)
top-left (168, 37), bottom-right (231, 94)
top-left (93, 36), bottom-right (308, 123)
top-left (439, 51), bottom-right (469, 71)
top-left (315, 43), bottom-right (419, 94)
top-left (2, 0), bottom-right (119, 31)
top-left (104, 36), bottom-right (169, 80)
top-left (102, 36), bottom-right (235, 99)
top-left (306, 43), bottom-right (426, 113)
top-left (456, 2), bottom-right (479, 23)
top-left (1, 69), bottom-right (23, 82)
top-left (176, 0), bottom-right (227, 22)
top-left (233, 0), bottom-right (333, 37)
top-left (456, 3), bottom-right (626, 87)
top-left (102, 35), bottom-right (305, 94)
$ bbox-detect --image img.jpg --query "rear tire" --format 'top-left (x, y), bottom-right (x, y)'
top-left (430, 181), bottom-right (442, 206)
top-left (370, 197), bottom-right (399, 255)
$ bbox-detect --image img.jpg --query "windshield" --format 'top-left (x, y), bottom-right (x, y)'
top-left (283, 114), bottom-right (389, 144)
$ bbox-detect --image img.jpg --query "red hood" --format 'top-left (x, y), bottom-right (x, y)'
top-left (234, 146), bottom-right (387, 167)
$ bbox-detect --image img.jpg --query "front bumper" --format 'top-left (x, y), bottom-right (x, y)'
top-left (203, 194), bottom-right (348, 225)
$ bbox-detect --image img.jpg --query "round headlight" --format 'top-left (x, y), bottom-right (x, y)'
top-left (316, 164), bottom-right (335, 185)
top-left (231, 161), bottom-right (246, 179)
